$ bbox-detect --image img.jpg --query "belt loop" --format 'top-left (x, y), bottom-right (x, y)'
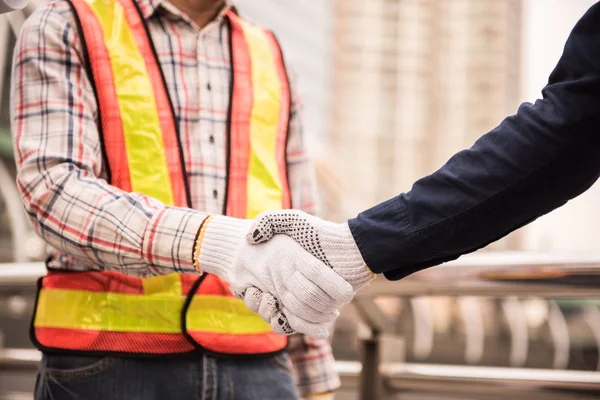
top-left (201, 354), bottom-right (218, 400)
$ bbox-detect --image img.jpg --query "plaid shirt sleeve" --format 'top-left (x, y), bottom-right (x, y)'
top-left (11, 4), bottom-right (206, 276)
top-left (285, 65), bottom-right (340, 398)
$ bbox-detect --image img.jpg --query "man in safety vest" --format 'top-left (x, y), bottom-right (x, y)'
top-left (11, 0), bottom-right (352, 398)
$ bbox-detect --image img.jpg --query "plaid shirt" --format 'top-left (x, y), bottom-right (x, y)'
top-left (11, 0), bottom-right (338, 396)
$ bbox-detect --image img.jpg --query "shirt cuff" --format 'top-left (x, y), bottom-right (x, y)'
top-left (0, 0), bottom-right (27, 14)
top-left (142, 207), bottom-right (208, 273)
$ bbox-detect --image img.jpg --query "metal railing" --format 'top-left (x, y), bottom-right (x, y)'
top-left (0, 349), bottom-right (39, 371)
top-left (359, 251), bottom-right (600, 298)
top-left (3, 252), bottom-right (600, 399)
top-left (337, 360), bottom-right (600, 400)
top-left (2, 351), bottom-right (600, 400)
top-left (348, 252), bottom-right (600, 399)
top-left (4, 251), bottom-right (600, 293)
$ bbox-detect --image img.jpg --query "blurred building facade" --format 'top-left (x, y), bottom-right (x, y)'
top-left (328, 0), bottom-right (523, 251)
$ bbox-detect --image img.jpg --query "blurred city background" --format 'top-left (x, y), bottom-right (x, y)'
top-left (2, 0), bottom-right (600, 399)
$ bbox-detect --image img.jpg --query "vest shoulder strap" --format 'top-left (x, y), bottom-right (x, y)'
top-left (67, 0), bottom-right (190, 207)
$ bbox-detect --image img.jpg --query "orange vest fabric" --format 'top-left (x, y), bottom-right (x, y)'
top-left (31, 0), bottom-right (291, 357)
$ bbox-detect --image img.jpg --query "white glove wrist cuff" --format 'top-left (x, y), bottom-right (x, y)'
top-left (322, 222), bottom-right (373, 290)
top-left (195, 215), bottom-right (251, 280)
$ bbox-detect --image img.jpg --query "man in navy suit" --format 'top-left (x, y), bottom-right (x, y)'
top-left (245, 2), bottom-right (600, 333)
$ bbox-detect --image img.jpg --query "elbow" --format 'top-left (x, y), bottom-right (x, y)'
top-left (16, 161), bottom-right (73, 233)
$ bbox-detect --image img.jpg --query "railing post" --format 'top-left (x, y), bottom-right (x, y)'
top-left (359, 333), bottom-right (382, 400)
top-left (353, 295), bottom-right (397, 400)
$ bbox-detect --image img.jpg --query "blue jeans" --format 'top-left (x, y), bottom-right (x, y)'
top-left (35, 352), bottom-right (298, 400)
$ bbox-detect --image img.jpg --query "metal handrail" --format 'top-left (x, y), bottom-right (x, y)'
top-left (5, 252), bottom-right (600, 296)
top-left (382, 363), bottom-right (600, 400)
top-left (0, 349), bottom-right (39, 370)
top-left (0, 263), bottom-right (44, 288)
top-left (358, 251), bottom-right (600, 299)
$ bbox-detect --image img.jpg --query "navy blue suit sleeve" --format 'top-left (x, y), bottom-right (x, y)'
top-left (348, 3), bottom-right (600, 280)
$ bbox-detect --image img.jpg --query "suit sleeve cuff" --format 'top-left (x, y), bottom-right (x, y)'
top-left (348, 197), bottom-right (410, 276)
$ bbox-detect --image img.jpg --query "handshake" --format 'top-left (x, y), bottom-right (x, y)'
top-left (194, 210), bottom-right (375, 339)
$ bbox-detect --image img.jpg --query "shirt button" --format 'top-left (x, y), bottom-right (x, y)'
top-left (213, 189), bottom-right (218, 198)
top-left (206, 82), bottom-right (211, 91)
top-left (209, 135), bottom-right (215, 144)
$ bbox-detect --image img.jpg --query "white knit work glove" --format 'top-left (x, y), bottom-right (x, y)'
top-left (195, 215), bottom-right (354, 339)
top-left (243, 210), bottom-right (374, 334)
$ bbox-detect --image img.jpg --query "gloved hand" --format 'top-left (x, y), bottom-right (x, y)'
top-left (194, 215), bottom-right (354, 339)
top-left (242, 210), bottom-right (374, 333)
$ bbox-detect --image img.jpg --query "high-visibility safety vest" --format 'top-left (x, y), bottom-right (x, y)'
top-left (30, 0), bottom-right (291, 357)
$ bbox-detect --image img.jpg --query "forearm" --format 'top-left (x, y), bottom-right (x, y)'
top-left (351, 111), bottom-right (600, 280)
top-left (18, 160), bottom-right (206, 274)
top-left (349, 2), bottom-right (600, 280)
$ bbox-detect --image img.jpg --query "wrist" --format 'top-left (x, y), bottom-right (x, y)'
top-left (192, 215), bottom-right (214, 271)
top-left (194, 215), bottom-right (251, 279)
top-left (142, 207), bottom-right (207, 272)
top-left (327, 222), bottom-right (374, 291)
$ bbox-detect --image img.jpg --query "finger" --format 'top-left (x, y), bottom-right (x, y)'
top-left (278, 271), bottom-right (340, 323)
top-left (247, 210), bottom-right (307, 245)
top-left (278, 307), bottom-right (330, 339)
top-left (247, 211), bottom-right (278, 244)
top-left (231, 287), bottom-right (245, 300)
top-left (242, 287), bottom-right (284, 325)
top-left (279, 289), bottom-right (340, 324)
top-left (295, 255), bottom-right (354, 304)
top-left (242, 287), bottom-right (263, 313)
top-left (270, 310), bottom-right (296, 336)
top-left (258, 292), bottom-right (280, 322)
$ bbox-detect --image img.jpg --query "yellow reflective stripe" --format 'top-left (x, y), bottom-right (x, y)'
top-left (34, 289), bottom-right (272, 335)
top-left (241, 21), bottom-right (284, 218)
top-left (89, 0), bottom-right (174, 205)
top-left (141, 273), bottom-right (182, 296)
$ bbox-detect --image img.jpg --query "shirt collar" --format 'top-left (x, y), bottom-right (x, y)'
top-left (136, 0), bottom-right (233, 23)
